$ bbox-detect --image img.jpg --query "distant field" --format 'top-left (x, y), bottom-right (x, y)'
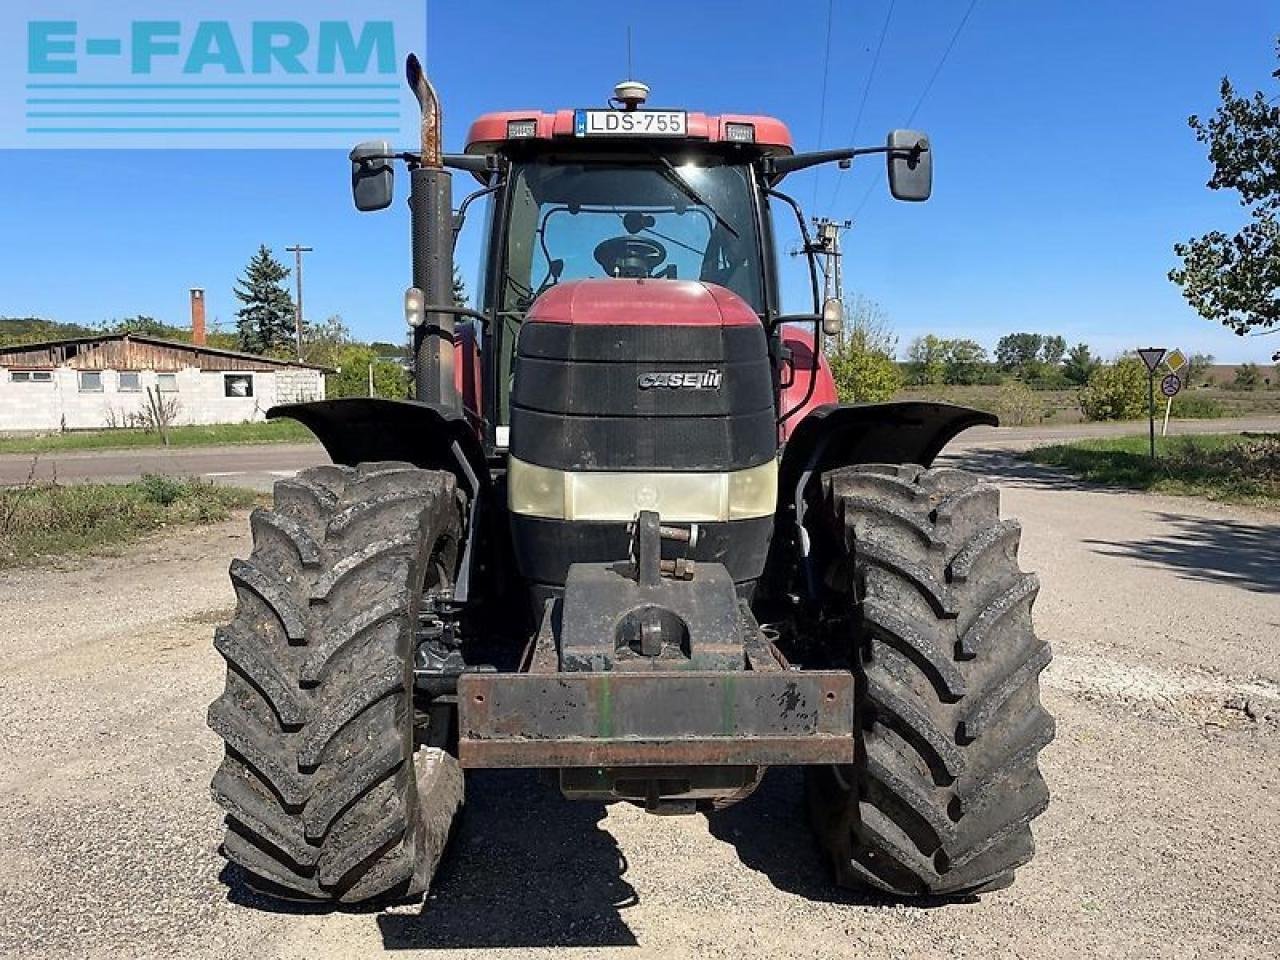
top-left (0, 419), bottom-right (314, 455)
top-left (1021, 432), bottom-right (1279, 507)
top-left (897, 385), bottom-right (1084, 424)
top-left (900, 383), bottom-right (1280, 425)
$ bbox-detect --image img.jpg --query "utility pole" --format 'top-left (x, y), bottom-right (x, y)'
top-left (286, 244), bottom-right (313, 361)
top-left (807, 218), bottom-right (850, 350)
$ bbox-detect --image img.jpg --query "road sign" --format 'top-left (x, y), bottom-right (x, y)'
top-left (1138, 348), bottom-right (1166, 373)
top-left (1161, 373), bottom-right (1182, 398)
top-left (1165, 349), bottom-right (1186, 372)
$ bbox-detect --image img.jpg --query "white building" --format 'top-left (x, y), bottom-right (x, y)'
top-left (0, 333), bottom-right (327, 433)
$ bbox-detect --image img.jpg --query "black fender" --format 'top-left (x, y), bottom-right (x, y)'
top-left (778, 401), bottom-right (997, 499)
top-left (769, 401), bottom-right (997, 602)
top-left (269, 398), bottom-right (488, 490)
top-left (270, 399), bottom-right (492, 602)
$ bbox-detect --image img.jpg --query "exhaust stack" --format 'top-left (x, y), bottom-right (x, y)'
top-left (404, 54), bottom-right (459, 413)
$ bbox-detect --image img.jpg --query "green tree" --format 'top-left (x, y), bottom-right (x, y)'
top-left (1184, 352), bottom-right (1216, 385)
top-left (906, 334), bottom-right (947, 385)
top-left (1233, 362), bottom-right (1262, 389)
top-left (1062, 342), bottom-right (1100, 385)
top-left (828, 295), bottom-right (902, 402)
top-left (941, 339), bottom-right (988, 385)
top-left (453, 266), bottom-right (468, 308)
top-left (302, 314), bottom-right (353, 368)
top-left (995, 332), bottom-right (1045, 372)
top-left (326, 343), bottom-right (410, 399)
top-left (1041, 335), bottom-right (1067, 366)
top-left (829, 330), bottom-right (902, 403)
top-left (234, 245), bottom-right (296, 355)
top-left (1079, 358), bottom-right (1150, 421)
top-left (1170, 39), bottom-right (1280, 360)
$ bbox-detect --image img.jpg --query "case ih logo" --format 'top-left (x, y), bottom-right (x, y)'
top-left (637, 370), bottom-right (723, 391)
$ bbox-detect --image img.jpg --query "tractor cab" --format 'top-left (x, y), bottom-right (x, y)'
top-left (460, 88), bottom-right (796, 431)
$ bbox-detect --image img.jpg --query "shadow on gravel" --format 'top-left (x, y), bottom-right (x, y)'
top-left (705, 767), bottom-right (973, 910)
top-left (939, 447), bottom-right (1102, 492)
top-left (378, 769), bottom-right (639, 950)
top-left (1086, 512), bottom-right (1280, 595)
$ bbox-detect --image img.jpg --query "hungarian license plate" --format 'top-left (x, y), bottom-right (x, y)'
top-left (574, 109), bottom-right (687, 137)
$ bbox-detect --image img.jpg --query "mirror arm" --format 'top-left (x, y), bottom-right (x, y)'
top-left (764, 187), bottom-right (822, 323)
top-left (350, 150), bottom-right (503, 178)
top-left (763, 142), bottom-right (928, 184)
top-left (453, 180), bottom-right (506, 246)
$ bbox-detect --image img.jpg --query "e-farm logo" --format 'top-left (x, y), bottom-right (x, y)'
top-left (2, 1), bottom-right (425, 149)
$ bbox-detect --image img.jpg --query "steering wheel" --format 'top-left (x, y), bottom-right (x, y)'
top-left (594, 236), bottom-right (668, 279)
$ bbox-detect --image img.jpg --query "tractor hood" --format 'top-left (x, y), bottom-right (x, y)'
top-left (525, 279), bottom-right (760, 328)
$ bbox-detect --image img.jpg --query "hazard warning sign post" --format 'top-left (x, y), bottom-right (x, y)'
top-left (1137, 348), bottom-right (1166, 460)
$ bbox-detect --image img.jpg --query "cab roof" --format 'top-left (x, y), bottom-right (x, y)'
top-left (464, 110), bottom-right (794, 158)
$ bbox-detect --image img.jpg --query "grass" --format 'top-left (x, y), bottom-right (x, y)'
top-left (0, 475), bottom-right (258, 567)
top-left (898, 383), bottom-right (1280, 425)
top-left (1021, 432), bottom-right (1280, 507)
top-left (0, 419), bottom-right (314, 455)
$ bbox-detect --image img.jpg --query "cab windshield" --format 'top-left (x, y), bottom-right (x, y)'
top-left (499, 160), bottom-right (764, 314)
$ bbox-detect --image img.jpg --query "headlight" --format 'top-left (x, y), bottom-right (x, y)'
top-left (507, 457), bottom-right (777, 522)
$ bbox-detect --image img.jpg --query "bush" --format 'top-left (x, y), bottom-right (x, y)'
top-left (991, 381), bottom-right (1042, 426)
top-left (1233, 363), bottom-right (1261, 390)
top-left (1079, 358), bottom-right (1150, 421)
top-left (829, 333), bottom-right (903, 403)
top-left (1170, 392), bottom-right (1226, 419)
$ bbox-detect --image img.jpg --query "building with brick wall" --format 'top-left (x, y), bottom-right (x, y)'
top-left (0, 333), bottom-right (327, 433)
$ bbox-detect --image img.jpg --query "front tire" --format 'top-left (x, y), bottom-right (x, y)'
top-left (807, 464), bottom-right (1054, 897)
top-left (208, 462), bottom-right (464, 904)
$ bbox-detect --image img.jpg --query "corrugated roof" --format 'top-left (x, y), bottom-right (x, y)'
top-left (0, 333), bottom-right (334, 372)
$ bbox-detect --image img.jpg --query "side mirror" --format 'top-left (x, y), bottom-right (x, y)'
top-left (351, 140), bottom-right (395, 212)
top-left (886, 129), bottom-right (932, 202)
top-left (821, 298), bottom-right (843, 336)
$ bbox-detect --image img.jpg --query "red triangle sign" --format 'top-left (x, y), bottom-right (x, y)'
top-left (1137, 348), bottom-right (1166, 373)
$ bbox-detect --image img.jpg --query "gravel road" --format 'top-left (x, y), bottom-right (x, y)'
top-left (1, 455), bottom-right (1277, 959)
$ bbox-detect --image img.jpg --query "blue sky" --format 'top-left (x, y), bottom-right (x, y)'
top-left (1, 0), bottom-right (1277, 362)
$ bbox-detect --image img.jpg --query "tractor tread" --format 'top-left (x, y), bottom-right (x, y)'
top-left (807, 462), bottom-right (1053, 898)
top-left (208, 462), bottom-right (462, 905)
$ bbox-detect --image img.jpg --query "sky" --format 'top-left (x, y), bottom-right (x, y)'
top-left (1, 0), bottom-right (1277, 363)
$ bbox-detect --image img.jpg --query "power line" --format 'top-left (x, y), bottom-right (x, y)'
top-left (830, 0), bottom-right (897, 208)
top-left (851, 0), bottom-right (980, 220)
top-left (812, 0), bottom-right (835, 208)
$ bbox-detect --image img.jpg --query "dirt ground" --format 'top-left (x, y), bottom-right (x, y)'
top-left (0, 453), bottom-right (1277, 959)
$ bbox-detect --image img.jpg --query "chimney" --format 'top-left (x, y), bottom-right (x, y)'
top-left (190, 288), bottom-right (207, 346)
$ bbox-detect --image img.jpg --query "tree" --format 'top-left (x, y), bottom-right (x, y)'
top-left (302, 314), bottom-right (353, 368)
top-left (829, 330), bottom-right (902, 403)
top-left (1040, 335), bottom-right (1067, 366)
top-left (941, 339), bottom-right (988, 385)
top-left (1079, 358), bottom-right (1150, 421)
top-left (828, 294), bottom-right (902, 403)
top-left (327, 344), bottom-right (410, 399)
top-left (1169, 39), bottom-right (1280, 361)
top-left (453, 266), bottom-right (468, 308)
top-left (995, 333), bottom-right (1045, 372)
top-left (1184, 352), bottom-right (1216, 385)
top-left (234, 245), bottom-right (296, 355)
top-left (1233, 362), bottom-right (1262, 389)
top-left (906, 335), bottom-right (947, 385)
top-left (1062, 342), bottom-right (1100, 385)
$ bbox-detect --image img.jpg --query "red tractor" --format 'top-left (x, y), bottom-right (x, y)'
top-left (209, 56), bottom-right (1053, 905)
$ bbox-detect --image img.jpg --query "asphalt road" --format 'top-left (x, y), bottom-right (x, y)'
top-left (1, 415), bottom-right (1278, 492)
top-left (0, 448), bottom-right (1277, 959)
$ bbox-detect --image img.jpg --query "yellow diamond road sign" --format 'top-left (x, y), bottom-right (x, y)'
top-left (1165, 349), bottom-right (1186, 372)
